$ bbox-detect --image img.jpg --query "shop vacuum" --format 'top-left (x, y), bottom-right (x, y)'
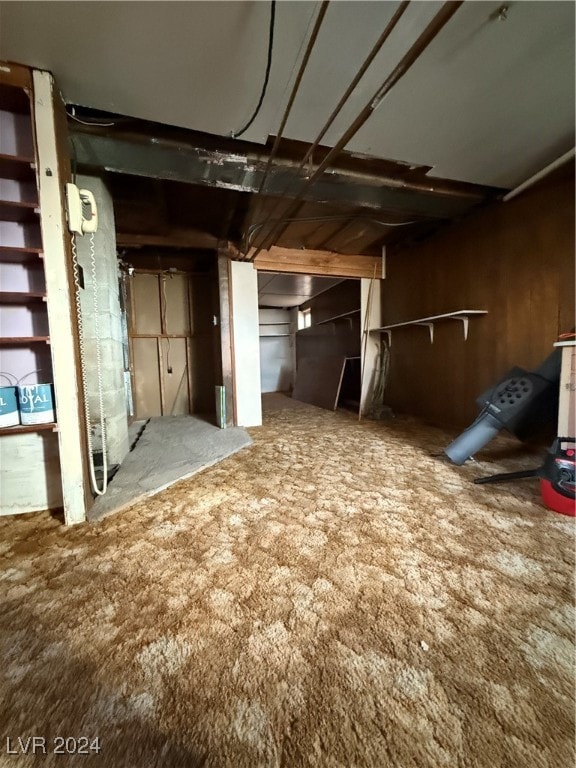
top-left (473, 437), bottom-right (576, 517)
top-left (444, 348), bottom-right (576, 516)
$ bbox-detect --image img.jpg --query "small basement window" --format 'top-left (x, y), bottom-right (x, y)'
top-left (298, 308), bottom-right (312, 329)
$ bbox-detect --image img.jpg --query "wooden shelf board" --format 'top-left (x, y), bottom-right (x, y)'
top-left (0, 292), bottom-right (46, 304)
top-left (0, 246), bottom-right (43, 263)
top-left (0, 422), bottom-right (56, 437)
top-left (317, 309), bottom-right (361, 325)
top-left (0, 83), bottom-right (31, 114)
top-left (371, 310), bottom-right (488, 332)
top-left (0, 199), bottom-right (39, 223)
top-left (0, 153), bottom-right (35, 181)
top-left (0, 336), bottom-right (49, 345)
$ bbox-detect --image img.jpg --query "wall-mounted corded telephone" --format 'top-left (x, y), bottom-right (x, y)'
top-left (66, 183), bottom-right (98, 235)
top-left (67, 182), bottom-right (108, 496)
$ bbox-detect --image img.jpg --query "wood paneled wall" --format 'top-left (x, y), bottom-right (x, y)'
top-left (297, 280), bottom-right (361, 361)
top-left (126, 254), bottom-right (218, 417)
top-left (380, 163), bottom-right (575, 429)
top-left (300, 280), bottom-right (360, 324)
top-left (190, 273), bottom-right (217, 414)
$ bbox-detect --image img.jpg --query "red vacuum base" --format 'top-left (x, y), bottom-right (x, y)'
top-left (540, 479), bottom-right (576, 517)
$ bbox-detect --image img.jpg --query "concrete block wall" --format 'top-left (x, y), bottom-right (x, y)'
top-left (75, 174), bottom-right (129, 466)
top-left (0, 432), bottom-right (62, 514)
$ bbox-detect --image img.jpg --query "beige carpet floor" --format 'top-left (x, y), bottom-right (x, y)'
top-left (0, 395), bottom-right (574, 767)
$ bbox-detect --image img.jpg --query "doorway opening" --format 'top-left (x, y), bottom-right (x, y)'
top-left (121, 249), bottom-right (218, 422)
top-left (257, 272), bottom-right (362, 413)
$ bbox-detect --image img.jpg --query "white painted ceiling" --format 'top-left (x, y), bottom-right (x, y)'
top-left (258, 272), bottom-right (344, 308)
top-left (1, 1), bottom-right (574, 188)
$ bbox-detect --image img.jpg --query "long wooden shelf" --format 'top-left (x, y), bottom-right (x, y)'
top-left (370, 310), bottom-right (488, 344)
top-left (0, 336), bottom-right (50, 345)
top-left (0, 199), bottom-right (39, 223)
top-left (0, 291), bottom-right (46, 304)
top-left (0, 422), bottom-right (56, 437)
top-left (259, 323), bottom-right (292, 337)
top-left (0, 153), bottom-right (35, 181)
top-left (317, 308), bottom-right (361, 325)
top-left (0, 246), bottom-right (43, 263)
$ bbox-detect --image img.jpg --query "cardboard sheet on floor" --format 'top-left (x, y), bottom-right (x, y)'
top-left (292, 356), bottom-right (347, 410)
top-left (88, 416), bottom-right (251, 521)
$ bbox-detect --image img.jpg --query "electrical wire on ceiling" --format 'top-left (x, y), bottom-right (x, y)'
top-left (257, 0), bottom-right (330, 193)
top-left (69, 134), bottom-right (78, 183)
top-left (245, 213), bottom-right (420, 248)
top-left (241, 0), bottom-right (409, 259)
top-left (66, 105), bottom-right (116, 126)
top-left (248, 1), bottom-right (463, 260)
top-left (67, 112), bottom-right (116, 127)
top-left (232, 0), bottom-right (277, 139)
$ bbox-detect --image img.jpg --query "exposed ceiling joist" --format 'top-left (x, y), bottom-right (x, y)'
top-left (116, 230), bottom-right (218, 250)
top-left (250, 0), bottom-right (464, 258)
top-left (70, 129), bottom-right (495, 221)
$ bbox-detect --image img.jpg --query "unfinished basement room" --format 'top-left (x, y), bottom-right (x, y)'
top-left (0, 2), bottom-right (574, 767)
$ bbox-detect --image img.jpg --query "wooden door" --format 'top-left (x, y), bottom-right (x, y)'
top-left (129, 271), bottom-right (193, 418)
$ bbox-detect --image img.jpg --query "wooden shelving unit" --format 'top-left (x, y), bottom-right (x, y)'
top-left (0, 64), bottom-right (61, 512)
top-left (1, 60), bottom-right (88, 523)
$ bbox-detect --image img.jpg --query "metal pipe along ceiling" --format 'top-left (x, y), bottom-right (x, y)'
top-left (250, 0), bottom-right (411, 250)
top-left (502, 148), bottom-right (575, 202)
top-left (248, 0), bottom-right (464, 261)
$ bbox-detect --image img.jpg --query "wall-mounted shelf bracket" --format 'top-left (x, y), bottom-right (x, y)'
top-left (448, 315), bottom-right (471, 340)
top-left (416, 322), bottom-right (435, 343)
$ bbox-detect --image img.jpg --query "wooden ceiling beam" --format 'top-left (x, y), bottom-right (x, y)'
top-left (71, 129), bottom-right (496, 220)
top-left (251, 246), bottom-right (383, 279)
top-left (116, 229), bottom-right (218, 250)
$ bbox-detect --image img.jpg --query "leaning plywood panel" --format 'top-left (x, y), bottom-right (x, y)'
top-left (132, 337), bottom-right (161, 418)
top-left (292, 356), bottom-right (347, 411)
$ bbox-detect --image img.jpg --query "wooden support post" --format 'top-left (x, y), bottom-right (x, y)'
top-left (33, 70), bottom-right (92, 523)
